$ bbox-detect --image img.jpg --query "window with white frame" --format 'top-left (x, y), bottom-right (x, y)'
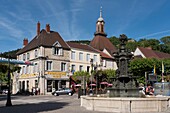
top-left (53, 47), bottom-right (63, 55)
top-left (87, 66), bottom-right (90, 72)
top-left (71, 51), bottom-right (75, 60)
top-left (23, 66), bottom-right (26, 74)
top-left (27, 53), bottom-right (30, 60)
top-left (103, 60), bottom-right (106, 67)
top-left (35, 49), bottom-right (38, 58)
top-left (61, 62), bottom-right (66, 71)
top-left (46, 61), bottom-right (52, 70)
top-left (86, 54), bottom-right (90, 62)
top-left (71, 64), bottom-right (75, 73)
top-left (79, 52), bottom-right (83, 61)
top-left (79, 65), bottom-right (83, 71)
top-left (26, 65), bottom-right (29, 74)
top-left (34, 63), bottom-right (39, 73)
top-left (23, 54), bottom-right (26, 61)
top-left (93, 55), bottom-right (97, 62)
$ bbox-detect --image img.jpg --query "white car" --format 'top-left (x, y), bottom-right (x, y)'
top-left (3, 89), bottom-right (8, 94)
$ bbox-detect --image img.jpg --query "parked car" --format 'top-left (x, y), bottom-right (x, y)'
top-left (0, 90), bottom-right (2, 94)
top-left (52, 88), bottom-right (73, 96)
top-left (2, 89), bottom-right (8, 94)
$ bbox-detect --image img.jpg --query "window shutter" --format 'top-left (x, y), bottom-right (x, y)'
top-left (60, 48), bottom-right (63, 55)
top-left (52, 47), bottom-right (55, 55)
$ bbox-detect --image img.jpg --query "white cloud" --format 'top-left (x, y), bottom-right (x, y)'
top-left (137, 30), bottom-right (170, 39)
top-left (35, 0), bottom-right (86, 41)
top-left (0, 17), bottom-right (23, 39)
top-left (114, 1), bottom-right (166, 35)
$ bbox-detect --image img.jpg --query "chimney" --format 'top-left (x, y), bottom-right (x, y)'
top-left (46, 24), bottom-right (50, 33)
top-left (37, 21), bottom-right (40, 36)
top-left (23, 38), bottom-right (28, 47)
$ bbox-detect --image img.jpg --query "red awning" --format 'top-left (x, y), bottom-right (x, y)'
top-left (100, 82), bottom-right (108, 85)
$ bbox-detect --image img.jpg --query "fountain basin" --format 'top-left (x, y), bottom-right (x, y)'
top-left (81, 96), bottom-right (170, 113)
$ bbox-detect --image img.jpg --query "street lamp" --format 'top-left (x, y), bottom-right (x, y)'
top-left (94, 63), bottom-right (101, 95)
top-left (6, 54), bottom-right (12, 106)
top-left (90, 59), bottom-right (93, 95)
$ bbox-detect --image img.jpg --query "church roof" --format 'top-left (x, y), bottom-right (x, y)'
top-left (89, 35), bottom-right (117, 55)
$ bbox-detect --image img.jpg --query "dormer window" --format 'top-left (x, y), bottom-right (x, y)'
top-left (53, 47), bottom-right (63, 56)
top-left (52, 41), bottom-right (63, 56)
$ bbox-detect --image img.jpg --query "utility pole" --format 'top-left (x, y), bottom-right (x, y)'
top-left (145, 72), bottom-right (147, 85)
top-left (6, 54), bottom-right (12, 106)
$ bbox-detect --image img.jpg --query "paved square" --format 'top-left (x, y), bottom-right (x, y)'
top-left (0, 94), bottom-right (170, 113)
top-left (0, 94), bottom-right (108, 113)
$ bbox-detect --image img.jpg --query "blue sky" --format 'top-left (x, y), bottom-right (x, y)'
top-left (1, 0), bottom-right (170, 53)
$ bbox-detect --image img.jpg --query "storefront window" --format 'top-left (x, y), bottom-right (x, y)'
top-left (47, 80), bottom-right (52, 92)
top-left (61, 80), bottom-right (66, 88)
top-left (27, 80), bottom-right (29, 90)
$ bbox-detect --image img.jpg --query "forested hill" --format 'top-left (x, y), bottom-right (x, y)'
top-left (1, 36), bottom-right (170, 59)
top-left (0, 49), bottom-right (20, 59)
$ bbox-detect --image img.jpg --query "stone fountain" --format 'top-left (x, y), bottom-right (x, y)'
top-left (108, 34), bottom-right (139, 97)
top-left (81, 34), bottom-right (170, 113)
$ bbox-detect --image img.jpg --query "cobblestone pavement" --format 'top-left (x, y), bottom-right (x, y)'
top-left (0, 94), bottom-right (170, 113)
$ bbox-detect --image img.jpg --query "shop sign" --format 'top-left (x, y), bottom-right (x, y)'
top-left (19, 74), bottom-right (37, 78)
top-left (45, 71), bottom-right (66, 78)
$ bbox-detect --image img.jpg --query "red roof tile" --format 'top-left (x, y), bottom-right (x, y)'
top-left (89, 35), bottom-right (117, 55)
top-left (17, 29), bottom-right (70, 55)
top-left (67, 42), bottom-right (99, 53)
top-left (99, 51), bottom-right (113, 59)
top-left (67, 42), bottom-right (113, 59)
top-left (138, 47), bottom-right (170, 59)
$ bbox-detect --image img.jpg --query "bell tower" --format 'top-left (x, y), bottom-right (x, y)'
top-left (94, 7), bottom-right (107, 37)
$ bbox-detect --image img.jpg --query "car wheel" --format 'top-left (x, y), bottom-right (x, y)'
top-left (68, 92), bottom-right (72, 96)
top-left (54, 93), bottom-right (58, 96)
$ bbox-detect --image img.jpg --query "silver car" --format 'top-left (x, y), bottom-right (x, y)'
top-left (52, 88), bottom-right (73, 96)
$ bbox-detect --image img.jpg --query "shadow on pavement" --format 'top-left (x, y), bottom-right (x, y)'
top-left (0, 101), bottom-right (69, 113)
top-left (0, 95), bottom-right (29, 101)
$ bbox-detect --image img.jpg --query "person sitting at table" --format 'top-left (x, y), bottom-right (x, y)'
top-left (145, 83), bottom-right (154, 95)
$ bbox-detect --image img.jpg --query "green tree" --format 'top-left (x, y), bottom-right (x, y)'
top-left (160, 36), bottom-right (170, 45)
top-left (129, 58), bottom-right (161, 84)
top-left (126, 41), bottom-right (138, 52)
top-left (159, 36), bottom-right (170, 53)
top-left (109, 36), bottom-right (120, 48)
top-left (93, 69), bottom-right (116, 83)
top-left (147, 39), bottom-right (160, 50)
top-left (72, 71), bottom-right (90, 84)
top-left (138, 38), bottom-right (160, 51)
top-left (0, 49), bottom-right (20, 59)
top-left (0, 63), bottom-right (21, 85)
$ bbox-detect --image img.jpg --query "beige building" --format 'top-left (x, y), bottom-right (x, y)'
top-left (15, 22), bottom-right (71, 95)
top-left (67, 42), bottom-right (101, 73)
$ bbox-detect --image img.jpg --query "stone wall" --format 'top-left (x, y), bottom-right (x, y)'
top-left (81, 96), bottom-right (170, 113)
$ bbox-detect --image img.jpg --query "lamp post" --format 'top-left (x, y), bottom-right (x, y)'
top-left (6, 54), bottom-right (12, 106)
top-left (90, 58), bottom-right (93, 95)
top-left (94, 63), bottom-right (101, 95)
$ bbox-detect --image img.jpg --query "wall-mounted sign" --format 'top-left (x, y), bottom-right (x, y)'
top-left (19, 74), bottom-right (37, 78)
top-left (45, 71), bottom-right (66, 78)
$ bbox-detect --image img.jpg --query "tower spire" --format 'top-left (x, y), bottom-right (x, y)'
top-left (95, 6), bottom-right (107, 37)
top-left (100, 6), bottom-right (102, 18)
